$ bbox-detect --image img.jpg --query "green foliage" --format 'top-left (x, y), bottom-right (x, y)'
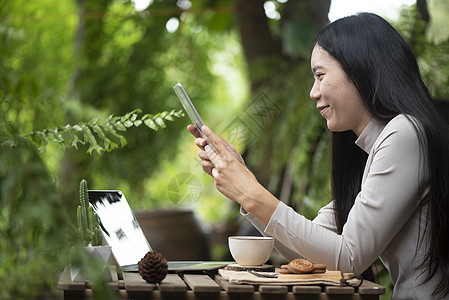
top-left (427, 0), bottom-right (449, 44)
top-left (24, 109), bottom-right (183, 154)
top-left (395, 4), bottom-right (449, 99)
top-left (0, 125), bottom-right (72, 299)
top-left (2, 1), bottom-right (447, 298)
top-left (0, 0), bottom-right (75, 133)
top-left (77, 179), bottom-right (103, 246)
top-left (59, 0), bottom-right (219, 204)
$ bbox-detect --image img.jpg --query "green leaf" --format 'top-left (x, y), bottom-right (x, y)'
top-left (22, 108), bottom-right (183, 153)
top-left (170, 109), bottom-right (182, 117)
top-left (114, 121), bottom-right (127, 132)
top-left (36, 132), bottom-right (48, 153)
top-left (123, 120), bottom-right (134, 128)
top-left (104, 124), bottom-right (127, 147)
top-left (164, 114), bottom-right (174, 121)
top-left (144, 118), bottom-right (158, 130)
top-left (81, 126), bottom-right (103, 154)
top-left (63, 126), bottom-right (84, 149)
top-left (72, 124), bottom-right (84, 132)
top-left (141, 113), bottom-right (154, 120)
top-left (92, 124), bottom-right (118, 152)
top-left (155, 117), bottom-right (166, 128)
top-left (61, 125), bottom-right (84, 149)
top-left (48, 129), bottom-right (66, 148)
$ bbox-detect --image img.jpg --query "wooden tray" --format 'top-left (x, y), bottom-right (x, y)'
top-left (278, 270), bottom-right (354, 280)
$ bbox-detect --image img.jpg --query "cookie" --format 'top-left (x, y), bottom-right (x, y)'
top-left (311, 269), bottom-right (326, 274)
top-left (313, 263), bottom-right (327, 270)
top-left (287, 259), bottom-right (314, 274)
top-left (279, 268), bottom-right (292, 274)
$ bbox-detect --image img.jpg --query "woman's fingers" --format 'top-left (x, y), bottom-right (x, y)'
top-left (202, 161), bottom-right (214, 176)
top-left (205, 144), bottom-right (220, 167)
top-left (188, 125), bottom-right (209, 150)
top-left (221, 138), bottom-right (246, 166)
top-left (211, 167), bottom-right (219, 178)
top-left (191, 125), bottom-right (245, 179)
top-left (198, 149), bottom-right (209, 161)
top-left (187, 125), bottom-right (201, 138)
top-left (198, 150), bottom-right (214, 176)
top-left (195, 138), bottom-right (207, 149)
top-left (202, 126), bottom-right (228, 158)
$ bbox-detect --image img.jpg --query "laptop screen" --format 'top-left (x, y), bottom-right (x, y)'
top-left (88, 190), bottom-right (151, 267)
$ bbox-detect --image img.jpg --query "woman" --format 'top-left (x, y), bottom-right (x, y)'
top-left (188, 13), bottom-right (449, 299)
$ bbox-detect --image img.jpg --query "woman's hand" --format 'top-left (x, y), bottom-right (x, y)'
top-left (201, 126), bottom-right (280, 223)
top-left (187, 124), bottom-right (279, 224)
top-left (187, 125), bottom-right (245, 176)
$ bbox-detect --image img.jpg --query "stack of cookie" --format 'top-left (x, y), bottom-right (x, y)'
top-left (279, 259), bottom-right (327, 274)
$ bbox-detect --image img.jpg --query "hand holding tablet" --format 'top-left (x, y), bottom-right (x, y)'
top-left (173, 83), bottom-right (217, 153)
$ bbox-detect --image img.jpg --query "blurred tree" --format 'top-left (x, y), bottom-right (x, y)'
top-left (0, 128), bottom-right (71, 299)
top-left (230, 0), bottom-right (332, 215)
top-left (1, 0), bottom-right (449, 298)
top-left (58, 0), bottom-right (218, 208)
top-left (0, 0), bottom-right (205, 297)
top-left (395, 1), bottom-right (449, 104)
top-left (1, 0), bottom-right (232, 202)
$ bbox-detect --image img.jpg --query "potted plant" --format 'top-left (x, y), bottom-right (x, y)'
top-left (70, 179), bottom-right (112, 282)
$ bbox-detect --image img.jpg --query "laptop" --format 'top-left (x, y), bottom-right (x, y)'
top-left (88, 190), bottom-right (231, 272)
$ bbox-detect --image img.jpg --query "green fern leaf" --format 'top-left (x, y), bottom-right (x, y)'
top-left (141, 114), bottom-right (154, 120)
top-left (92, 124), bottom-right (118, 151)
top-left (81, 126), bottom-right (103, 154)
top-left (123, 120), bottom-right (134, 128)
top-left (114, 121), bottom-right (127, 132)
top-left (144, 118), bottom-right (158, 130)
top-left (104, 124), bottom-right (127, 147)
top-left (22, 109), bottom-right (183, 154)
top-left (155, 117), bottom-right (166, 128)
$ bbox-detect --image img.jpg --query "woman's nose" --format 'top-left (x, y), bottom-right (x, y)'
top-left (309, 81), bottom-right (320, 100)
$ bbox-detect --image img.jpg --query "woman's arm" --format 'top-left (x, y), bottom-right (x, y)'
top-left (243, 201), bottom-right (338, 261)
top-left (189, 117), bottom-right (425, 274)
top-left (263, 117), bottom-right (427, 273)
top-left (241, 207), bottom-right (306, 261)
top-left (188, 124), bottom-right (339, 261)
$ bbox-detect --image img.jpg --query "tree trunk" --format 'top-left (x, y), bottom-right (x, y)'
top-left (233, 0), bottom-right (282, 64)
top-left (232, 0), bottom-right (331, 195)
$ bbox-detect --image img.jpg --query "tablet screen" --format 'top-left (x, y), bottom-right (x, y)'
top-left (173, 83), bottom-right (205, 134)
top-left (88, 190), bottom-right (151, 267)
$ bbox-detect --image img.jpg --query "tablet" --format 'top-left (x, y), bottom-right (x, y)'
top-left (173, 83), bottom-right (216, 152)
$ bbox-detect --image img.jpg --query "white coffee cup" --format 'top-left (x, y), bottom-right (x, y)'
top-left (228, 236), bottom-right (274, 266)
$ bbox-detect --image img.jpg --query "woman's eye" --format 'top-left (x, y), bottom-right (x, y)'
top-left (315, 73), bottom-right (324, 79)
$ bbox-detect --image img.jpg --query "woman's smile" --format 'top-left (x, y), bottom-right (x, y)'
top-left (317, 105), bottom-right (330, 117)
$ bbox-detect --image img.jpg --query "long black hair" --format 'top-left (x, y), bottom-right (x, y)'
top-left (314, 13), bottom-right (449, 297)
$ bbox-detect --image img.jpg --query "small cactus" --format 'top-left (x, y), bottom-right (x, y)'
top-left (77, 179), bottom-right (103, 246)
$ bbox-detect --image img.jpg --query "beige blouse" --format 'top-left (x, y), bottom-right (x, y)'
top-left (242, 115), bottom-right (444, 299)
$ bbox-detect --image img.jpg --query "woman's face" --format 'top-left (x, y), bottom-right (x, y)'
top-left (310, 45), bottom-right (371, 136)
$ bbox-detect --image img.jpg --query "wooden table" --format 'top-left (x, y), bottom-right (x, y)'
top-left (58, 266), bottom-right (386, 299)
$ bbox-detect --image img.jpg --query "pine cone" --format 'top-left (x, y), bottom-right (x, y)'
top-left (138, 251), bottom-right (168, 284)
